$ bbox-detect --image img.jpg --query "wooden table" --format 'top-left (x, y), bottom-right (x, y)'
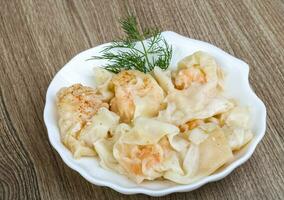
top-left (1, 0), bottom-right (283, 199)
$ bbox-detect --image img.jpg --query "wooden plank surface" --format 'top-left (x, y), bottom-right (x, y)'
top-left (0, 0), bottom-right (283, 199)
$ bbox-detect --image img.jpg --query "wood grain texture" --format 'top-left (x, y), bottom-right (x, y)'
top-left (0, 0), bottom-right (283, 199)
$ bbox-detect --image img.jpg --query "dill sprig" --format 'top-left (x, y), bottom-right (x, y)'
top-left (88, 15), bottom-right (172, 73)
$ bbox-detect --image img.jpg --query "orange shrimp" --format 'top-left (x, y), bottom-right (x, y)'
top-left (174, 67), bottom-right (206, 89)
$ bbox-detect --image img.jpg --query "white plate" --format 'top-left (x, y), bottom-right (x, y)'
top-left (43, 31), bottom-right (266, 196)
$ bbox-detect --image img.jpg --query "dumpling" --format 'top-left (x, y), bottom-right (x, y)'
top-left (172, 51), bottom-right (224, 90)
top-left (221, 106), bottom-right (253, 151)
top-left (56, 84), bottom-right (117, 158)
top-left (157, 51), bottom-right (232, 126)
top-left (164, 129), bottom-right (233, 184)
top-left (113, 142), bottom-right (165, 183)
top-left (112, 117), bottom-right (185, 183)
top-left (110, 70), bottom-right (164, 123)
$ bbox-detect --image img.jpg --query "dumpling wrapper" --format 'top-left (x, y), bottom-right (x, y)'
top-left (93, 68), bottom-right (114, 101)
top-left (64, 107), bottom-right (119, 158)
top-left (94, 123), bottom-right (130, 174)
top-left (222, 107), bottom-right (253, 151)
top-left (188, 128), bottom-right (209, 145)
top-left (153, 67), bottom-right (175, 93)
top-left (78, 107), bottom-right (120, 147)
top-left (158, 87), bottom-right (234, 126)
top-left (63, 135), bottom-right (97, 158)
top-left (164, 129), bottom-right (233, 184)
top-left (119, 117), bottom-right (179, 145)
top-left (185, 120), bottom-right (219, 145)
top-left (118, 117), bottom-right (189, 155)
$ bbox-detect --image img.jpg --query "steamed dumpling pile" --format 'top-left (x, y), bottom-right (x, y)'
top-left (56, 51), bottom-right (253, 184)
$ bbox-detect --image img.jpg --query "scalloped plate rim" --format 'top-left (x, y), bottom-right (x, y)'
top-left (43, 31), bottom-right (266, 196)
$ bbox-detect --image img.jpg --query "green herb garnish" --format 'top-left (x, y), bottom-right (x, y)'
top-left (89, 15), bottom-right (172, 73)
